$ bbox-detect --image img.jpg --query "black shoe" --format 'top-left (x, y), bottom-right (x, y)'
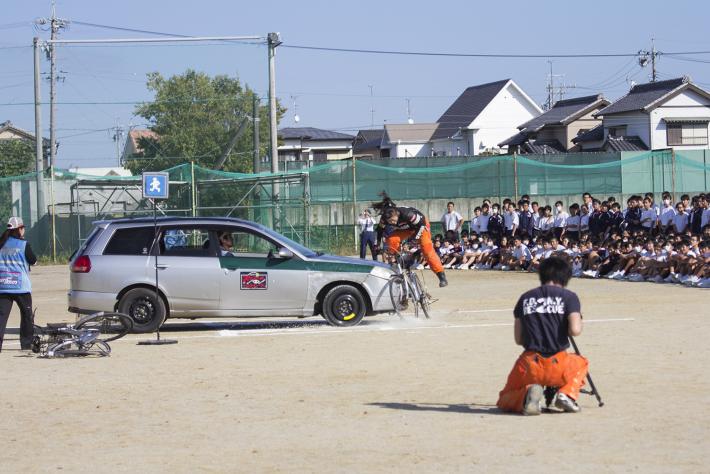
top-left (437, 272), bottom-right (448, 288)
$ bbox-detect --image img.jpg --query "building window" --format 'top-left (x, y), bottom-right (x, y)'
top-left (608, 126), bottom-right (626, 137)
top-left (667, 122), bottom-right (709, 146)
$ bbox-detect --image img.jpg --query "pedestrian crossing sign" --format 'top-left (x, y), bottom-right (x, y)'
top-left (142, 172), bottom-right (169, 199)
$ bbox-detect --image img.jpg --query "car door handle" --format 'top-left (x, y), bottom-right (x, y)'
top-left (155, 264), bottom-right (170, 269)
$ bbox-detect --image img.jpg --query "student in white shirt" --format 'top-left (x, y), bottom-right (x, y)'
top-left (673, 203), bottom-right (689, 234)
top-left (509, 236), bottom-right (532, 270)
top-left (579, 204), bottom-right (590, 236)
top-left (441, 201), bottom-right (463, 239)
top-left (659, 192), bottom-right (676, 234)
top-left (565, 204), bottom-right (581, 242)
top-left (504, 202), bottom-right (519, 237)
top-left (539, 205), bottom-right (554, 237)
top-left (478, 204), bottom-right (490, 234)
top-left (640, 197), bottom-right (658, 235)
top-left (553, 200), bottom-right (569, 239)
top-left (470, 207), bottom-right (483, 235)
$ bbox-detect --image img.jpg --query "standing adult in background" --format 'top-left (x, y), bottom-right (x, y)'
top-left (357, 208), bottom-right (377, 260)
top-left (0, 217), bottom-right (37, 352)
top-left (441, 201), bottom-right (463, 241)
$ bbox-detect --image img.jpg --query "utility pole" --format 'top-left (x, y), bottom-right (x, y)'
top-left (252, 94), bottom-right (260, 173)
top-left (544, 61), bottom-right (575, 110)
top-left (368, 85), bottom-right (375, 128)
top-left (267, 32), bottom-right (281, 174)
top-left (39, 1), bottom-right (69, 170)
top-left (112, 122), bottom-right (124, 166)
top-left (638, 39), bottom-right (659, 82)
top-left (33, 37), bottom-right (44, 225)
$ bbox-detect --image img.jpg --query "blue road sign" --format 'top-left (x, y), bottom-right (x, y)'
top-left (142, 172), bottom-right (169, 199)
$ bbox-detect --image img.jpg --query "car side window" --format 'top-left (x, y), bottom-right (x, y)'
top-left (104, 227), bottom-right (155, 255)
top-left (219, 228), bottom-right (279, 258)
top-left (160, 227), bottom-right (212, 257)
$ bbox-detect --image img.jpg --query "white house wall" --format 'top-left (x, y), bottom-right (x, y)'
top-left (469, 83), bottom-right (541, 155)
top-left (649, 89), bottom-right (710, 149)
top-left (394, 142), bottom-right (431, 157)
top-left (603, 112), bottom-right (650, 147)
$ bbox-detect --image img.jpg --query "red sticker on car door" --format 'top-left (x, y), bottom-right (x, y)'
top-left (240, 272), bottom-right (268, 290)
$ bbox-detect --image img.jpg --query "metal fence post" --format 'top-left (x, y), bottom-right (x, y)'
top-left (191, 161), bottom-right (197, 217)
top-left (513, 153), bottom-right (519, 202)
top-left (352, 157), bottom-right (358, 255)
top-left (671, 149), bottom-right (676, 198)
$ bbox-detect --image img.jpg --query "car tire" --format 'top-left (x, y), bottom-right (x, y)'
top-left (118, 288), bottom-right (166, 333)
top-left (322, 285), bottom-right (366, 327)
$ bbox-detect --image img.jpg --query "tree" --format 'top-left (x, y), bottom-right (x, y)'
top-left (0, 139), bottom-right (36, 177)
top-left (126, 70), bottom-right (284, 174)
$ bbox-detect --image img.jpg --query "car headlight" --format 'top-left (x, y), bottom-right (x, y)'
top-left (370, 266), bottom-right (393, 280)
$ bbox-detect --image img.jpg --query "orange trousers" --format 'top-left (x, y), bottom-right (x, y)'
top-left (385, 221), bottom-right (444, 274)
top-left (497, 350), bottom-right (588, 413)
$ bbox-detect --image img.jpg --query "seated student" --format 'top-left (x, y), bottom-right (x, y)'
top-left (497, 256), bottom-right (589, 415)
top-left (458, 235), bottom-right (481, 270)
top-left (509, 236), bottom-right (533, 271)
top-left (475, 237), bottom-right (498, 269)
top-left (489, 236), bottom-right (509, 269)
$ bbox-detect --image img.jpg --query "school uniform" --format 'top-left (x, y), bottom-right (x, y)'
top-left (553, 211), bottom-right (569, 239)
top-left (488, 214), bottom-right (505, 241)
top-left (357, 215), bottom-right (377, 259)
top-left (672, 212), bottom-right (689, 233)
top-left (641, 208), bottom-right (658, 234)
top-left (565, 215), bottom-right (581, 242)
top-left (504, 211), bottom-right (519, 237)
top-left (518, 210), bottom-right (534, 238)
top-left (659, 205), bottom-right (676, 233)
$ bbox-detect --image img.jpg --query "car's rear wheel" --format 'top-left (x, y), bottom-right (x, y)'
top-left (117, 288), bottom-right (166, 333)
top-left (322, 285), bottom-right (366, 327)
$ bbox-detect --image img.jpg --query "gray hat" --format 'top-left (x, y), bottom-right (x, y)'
top-left (7, 216), bottom-right (24, 229)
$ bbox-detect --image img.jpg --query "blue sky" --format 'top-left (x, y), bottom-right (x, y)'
top-left (1, 0), bottom-right (709, 168)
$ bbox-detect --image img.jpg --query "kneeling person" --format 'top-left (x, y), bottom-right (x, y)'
top-left (497, 256), bottom-right (588, 415)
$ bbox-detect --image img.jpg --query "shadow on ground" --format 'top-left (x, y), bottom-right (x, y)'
top-left (367, 402), bottom-right (507, 415)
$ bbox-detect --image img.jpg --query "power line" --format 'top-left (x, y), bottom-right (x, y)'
top-left (71, 20), bottom-right (191, 38)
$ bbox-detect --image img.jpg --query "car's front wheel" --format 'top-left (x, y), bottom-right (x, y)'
top-left (118, 288), bottom-right (166, 333)
top-left (321, 285), bottom-right (366, 327)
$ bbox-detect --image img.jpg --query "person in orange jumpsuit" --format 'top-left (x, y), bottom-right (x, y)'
top-left (497, 255), bottom-right (588, 415)
top-left (373, 193), bottom-right (448, 287)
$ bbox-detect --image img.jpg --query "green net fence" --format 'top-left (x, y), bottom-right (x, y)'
top-left (2, 150), bottom-right (708, 258)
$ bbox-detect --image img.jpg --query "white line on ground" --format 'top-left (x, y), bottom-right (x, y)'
top-left (114, 317), bottom-right (635, 342)
top-left (457, 309), bottom-right (511, 313)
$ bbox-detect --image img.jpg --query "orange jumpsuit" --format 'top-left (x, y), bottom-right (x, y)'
top-left (385, 216), bottom-right (443, 275)
top-left (497, 350), bottom-right (588, 413)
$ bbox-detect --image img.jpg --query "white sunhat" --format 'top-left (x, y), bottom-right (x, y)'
top-left (7, 216), bottom-right (24, 229)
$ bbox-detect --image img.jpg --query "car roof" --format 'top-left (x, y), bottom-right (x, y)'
top-left (94, 216), bottom-right (256, 227)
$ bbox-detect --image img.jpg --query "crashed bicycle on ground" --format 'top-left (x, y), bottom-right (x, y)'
top-left (32, 311), bottom-right (133, 357)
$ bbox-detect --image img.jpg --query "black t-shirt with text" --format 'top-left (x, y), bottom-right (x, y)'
top-left (513, 285), bottom-right (581, 356)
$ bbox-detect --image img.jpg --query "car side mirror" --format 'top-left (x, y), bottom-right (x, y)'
top-left (277, 248), bottom-right (294, 259)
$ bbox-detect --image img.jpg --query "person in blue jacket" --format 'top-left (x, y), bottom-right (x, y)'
top-left (0, 217), bottom-right (37, 352)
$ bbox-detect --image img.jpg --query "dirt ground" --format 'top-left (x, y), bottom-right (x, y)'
top-left (1, 265), bottom-right (708, 473)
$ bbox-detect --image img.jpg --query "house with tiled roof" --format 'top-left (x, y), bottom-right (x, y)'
top-left (122, 129), bottom-right (160, 160)
top-left (499, 94), bottom-right (610, 154)
top-left (578, 77), bottom-right (710, 152)
top-left (0, 120), bottom-right (50, 168)
top-left (380, 123), bottom-right (440, 158)
top-left (430, 79), bottom-right (542, 156)
top-left (278, 127), bottom-right (354, 163)
top-left (352, 129), bottom-right (384, 159)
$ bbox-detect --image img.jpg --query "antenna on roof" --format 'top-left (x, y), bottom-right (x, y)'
top-left (291, 95), bottom-right (300, 124)
top-left (406, 98), bottom-right (414, 124)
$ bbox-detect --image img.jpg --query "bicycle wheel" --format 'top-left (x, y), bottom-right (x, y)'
top-left (48, 339), bottom-right (111, 357)
top-left (411, 273), bottom-right (431, 319)
top-left (388, 275), bottom-right (407, 316)
top-left (75, 312), bottom-right (133, 343)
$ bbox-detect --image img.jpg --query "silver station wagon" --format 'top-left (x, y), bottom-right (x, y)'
top-left (68, 217), bottom-right (396, 332)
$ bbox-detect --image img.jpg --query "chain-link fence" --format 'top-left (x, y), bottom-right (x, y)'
top-left (4, 149), bottom-right (709, 258)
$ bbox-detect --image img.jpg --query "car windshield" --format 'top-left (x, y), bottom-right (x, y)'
top-left (254, 224), bottom-right (318, 258)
